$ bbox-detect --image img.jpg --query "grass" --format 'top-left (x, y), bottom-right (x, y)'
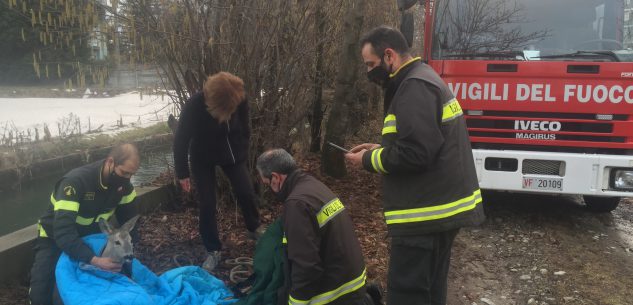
top-left (0, 122), bottom-right (171, 170)
top-left (79, 122), bottom-right (171, 146)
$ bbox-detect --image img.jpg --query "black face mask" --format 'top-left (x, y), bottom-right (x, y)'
top-left (366, 55), bottom-right (392, 88)
top-left (109, 166), bottom-right (130, 190)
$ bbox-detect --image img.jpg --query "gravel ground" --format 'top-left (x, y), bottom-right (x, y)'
top-left (449, 193), bottom-right (633, 305)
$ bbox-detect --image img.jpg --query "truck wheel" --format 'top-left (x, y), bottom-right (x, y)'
top-left (583, 196), bottom-right (621, 213)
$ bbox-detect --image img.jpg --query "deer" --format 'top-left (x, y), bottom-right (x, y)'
top-left (98, 215), bottom-right (140, 277)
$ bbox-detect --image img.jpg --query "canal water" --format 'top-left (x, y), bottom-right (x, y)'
top-left (0, 148), bottom-right (172, 236)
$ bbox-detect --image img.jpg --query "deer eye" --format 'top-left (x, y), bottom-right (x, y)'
top-left (115, 241), bottom-right (122, 246)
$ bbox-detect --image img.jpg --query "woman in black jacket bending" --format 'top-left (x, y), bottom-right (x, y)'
top-left (173, 72), bottom-right (263, 271)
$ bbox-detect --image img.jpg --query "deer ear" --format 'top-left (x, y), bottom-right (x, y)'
top-left (98, 218), bottom-right (114, 234)
top-left (120, 215), bottom-right (140, 233)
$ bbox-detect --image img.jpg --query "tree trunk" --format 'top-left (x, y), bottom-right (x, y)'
top-left (321, 0), bottom-right (365, 178)
top-left (309, 5), bottom-right (325, 152)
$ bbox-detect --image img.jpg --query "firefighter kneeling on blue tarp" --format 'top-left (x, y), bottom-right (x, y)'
top-left (29, 143), bottom-right (141, 305)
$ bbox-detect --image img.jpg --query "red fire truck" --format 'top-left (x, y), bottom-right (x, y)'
top-left (399, 0), bottom-right (633, 212)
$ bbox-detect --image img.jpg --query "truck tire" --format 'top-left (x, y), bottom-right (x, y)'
top-left (583, 196), bottom-right (621, 213)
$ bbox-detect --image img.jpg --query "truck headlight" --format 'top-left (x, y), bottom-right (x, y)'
top-left (613, 169), bottom-right (633, 190)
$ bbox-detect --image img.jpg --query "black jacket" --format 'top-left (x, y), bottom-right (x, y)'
top-left (362, 58), bottom-right (485, 236)
top-left (173, 92), bottom-right (251, 179)
top-left (277, 170), bottom-right (366, 305)
top-left (38, 160), bottom-right (138, 263)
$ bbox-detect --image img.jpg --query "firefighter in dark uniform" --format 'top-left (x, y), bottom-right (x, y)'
top-left (346, 26), bottom-right (486, 305)
top-left (256, 149), bottom-right (367, 305)
top-left (29, 143), bottom-right (141, 305)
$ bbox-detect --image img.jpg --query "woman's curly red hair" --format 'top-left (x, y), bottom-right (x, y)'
top-left (203, 72), bottom-right (245, 123)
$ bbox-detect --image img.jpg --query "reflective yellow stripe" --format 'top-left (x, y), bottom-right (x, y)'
top-left (370, 148), bottom-right (388, 174)
top-left (75, 209), bottom-right (115, 226)
top-left (119, 189), bottom-right (137, 205)
top-left (51, 194), bottom-right (79, 212)
top-left (441, 98), bottom-right (463, 123)
top-left (95, 209), bottom-right (115, 223)
top-left (99, 165), bottom-right (107, 190)
top-left (75, 215), bottom-right (93, 225)
top-left (289, 297), bottom-right (309, 305)
top-left (54, 200), bottom-right (80, 211)
top-left (389, 57), bottom-right (422, 78)
top-left (316, 198), bottom-right (345, 228)
top-left (382, 114), bottom-right (397, 135)
top-left (385, 189), bottom-right (482, 224)
top-left (50, 186), bottom-right (120, 225)
top-left (288, 268), bottom-right (367, 305)
top-left (38, 223), bottom-right (48, 237)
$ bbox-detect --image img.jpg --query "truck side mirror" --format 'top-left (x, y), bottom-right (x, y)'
top-left (397, 0), bottom-right (418, 11)
top-left (400, 11), bottom-right (414, 48)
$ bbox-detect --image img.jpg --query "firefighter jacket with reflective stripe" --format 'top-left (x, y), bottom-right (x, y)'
top-left (278, 170), bottom-right (366, 305)
top-left (38, 160), bottom-right (138, 263)
top-left (362, 58), bottom-right (485, 236)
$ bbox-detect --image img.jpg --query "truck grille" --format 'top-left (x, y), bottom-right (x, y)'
top-left (522, 159), bottom-right (565, 176)
top-left (465, 111), bottom-right (630, 147)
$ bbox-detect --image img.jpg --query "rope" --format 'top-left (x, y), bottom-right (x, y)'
top-left (225, 257), bottom-right (253, 284)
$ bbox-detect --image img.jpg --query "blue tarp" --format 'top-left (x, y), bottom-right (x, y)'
top-left (56, 234), bottom-right (238, 305)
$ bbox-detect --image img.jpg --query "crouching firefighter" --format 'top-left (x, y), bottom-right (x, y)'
top-left (256, 149), bottom-right (373, 305)
top-left (29, 143), bottom-right (141, 305)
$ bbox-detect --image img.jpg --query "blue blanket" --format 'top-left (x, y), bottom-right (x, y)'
top-left (56, 234), bottom-right (238, 305)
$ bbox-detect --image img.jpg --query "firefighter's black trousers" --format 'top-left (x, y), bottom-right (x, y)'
top-left (29, 237), bottom-right (62, 305)
top-left (387, 229), bottom-right (459, 305)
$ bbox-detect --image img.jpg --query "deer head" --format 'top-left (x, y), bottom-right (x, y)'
top-left (98, 215), bottom-right (140, 265)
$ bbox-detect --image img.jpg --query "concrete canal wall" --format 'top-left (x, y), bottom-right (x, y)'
top-left (0, 184), bottom-right (177, 284)
top-left (0, 133), bottom-right (172, 191)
